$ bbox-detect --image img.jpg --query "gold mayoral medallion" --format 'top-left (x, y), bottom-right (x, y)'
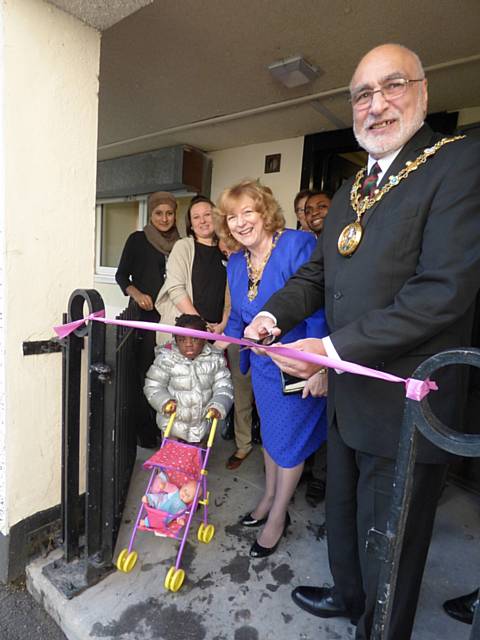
top-left (337, 135), bottom-right (465, 257)
top-left (338, 221), bottom-right (363, 256)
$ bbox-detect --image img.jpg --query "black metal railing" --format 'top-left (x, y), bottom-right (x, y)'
top-left (369, 348), bottom-right (480, 640)
top-left (109, 305), bottom-right (138, 547)
top-left (44, 289), bottom-right (137, 598)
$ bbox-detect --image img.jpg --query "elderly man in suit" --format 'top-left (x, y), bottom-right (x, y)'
top-left (245, 43), bottom-right (480, 640)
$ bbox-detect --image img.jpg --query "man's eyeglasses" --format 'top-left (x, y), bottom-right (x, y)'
top-left (350, 78), bottom-right (424, 110)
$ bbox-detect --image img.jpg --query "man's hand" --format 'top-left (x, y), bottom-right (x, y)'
top-left (268, 338), bottom-right (327, 378)
top-left (163, 400), bottom-right (177, 415)
top-left (302, 369), bottom-right (328, 398)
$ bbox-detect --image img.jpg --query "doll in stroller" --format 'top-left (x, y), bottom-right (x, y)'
top-left (116, 413), bottom-right (219, 592)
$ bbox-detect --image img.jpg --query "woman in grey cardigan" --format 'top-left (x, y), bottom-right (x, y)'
top-left (155, 195), bottom-right (230, 343)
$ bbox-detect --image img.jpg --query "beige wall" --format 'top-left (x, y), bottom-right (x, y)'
top-left (96, 281), bottom-right (127, 315)
top-left (209, 137), bottom-right (304, 229)
top-left (2, 0), bottom-right (100, 531)
top-left (458, 106), bottom-right (480, 127)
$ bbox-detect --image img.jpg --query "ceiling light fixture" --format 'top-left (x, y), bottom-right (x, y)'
top-left (268, 56), bottom-right (319, 88)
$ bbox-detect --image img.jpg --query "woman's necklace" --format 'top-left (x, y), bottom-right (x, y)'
top-left (245, 230), bottom-right (284, 301)
top-left (337, 135), bottom-right (465, 257)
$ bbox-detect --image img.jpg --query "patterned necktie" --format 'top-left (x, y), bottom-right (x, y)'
top-left (360, 162), bottom-right (381, 198)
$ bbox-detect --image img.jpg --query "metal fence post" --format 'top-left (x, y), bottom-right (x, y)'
top-left (369, 348), bottom-right (480, 640)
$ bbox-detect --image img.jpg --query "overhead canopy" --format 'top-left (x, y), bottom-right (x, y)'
top-left (49, 1), bottom-right (480, 160)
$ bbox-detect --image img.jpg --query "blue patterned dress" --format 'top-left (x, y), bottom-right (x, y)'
top-left (225, 229), bottom-right (328, 468)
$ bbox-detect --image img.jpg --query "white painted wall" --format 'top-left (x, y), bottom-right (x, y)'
top-left (96, 281), bottom-right (127, 317)
top-left (1, 0), bottom-right (100, 530)
top-left (209, 137), bottom-right (304, 229)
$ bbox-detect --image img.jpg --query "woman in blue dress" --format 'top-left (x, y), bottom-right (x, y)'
top-left (215, 179), bottom-right (328, 558)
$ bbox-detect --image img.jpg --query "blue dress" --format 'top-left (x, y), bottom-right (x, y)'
top-left (225, 229), bottom-right (328, 468)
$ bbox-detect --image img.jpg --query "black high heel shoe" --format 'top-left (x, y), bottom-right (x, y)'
top-left (241, 512), bottom-right (268, 527)
top-left (249, 512), bottom-right (291, 558)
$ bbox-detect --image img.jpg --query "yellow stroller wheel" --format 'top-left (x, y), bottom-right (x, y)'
top-left (197, 523), bottom-right (215, 544)
top-left (165, 566), bottom-right (185, 592)
top-left (116, 548), bottom-right (138, 573)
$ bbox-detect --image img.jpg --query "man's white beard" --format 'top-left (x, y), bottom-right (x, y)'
top-left (354, 107), bottom-right (425, 159)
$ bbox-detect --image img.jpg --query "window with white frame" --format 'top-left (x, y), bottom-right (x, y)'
top-left (95, 197), bottom-right (147, 282)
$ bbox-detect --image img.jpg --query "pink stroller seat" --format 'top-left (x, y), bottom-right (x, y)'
top-left (140, 440), bottom-right (203, 537)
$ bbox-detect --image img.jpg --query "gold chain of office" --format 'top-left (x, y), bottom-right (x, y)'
top-left (337, 135), bottom-right (466, 256)
top-left (245, 230), bottom-right (284, 301)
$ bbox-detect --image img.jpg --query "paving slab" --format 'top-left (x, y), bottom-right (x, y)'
top-left (27, 441), bottom-right (480, 640)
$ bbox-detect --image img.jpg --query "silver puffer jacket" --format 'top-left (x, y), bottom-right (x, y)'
top-left (144, 343), bottom-right (233, 442)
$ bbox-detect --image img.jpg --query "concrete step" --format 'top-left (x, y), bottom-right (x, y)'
top-left (27, 445), bottom-right (478, 640)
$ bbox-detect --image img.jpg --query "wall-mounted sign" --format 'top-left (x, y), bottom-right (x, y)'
top-left (264, 153), bottom-right (281, 174)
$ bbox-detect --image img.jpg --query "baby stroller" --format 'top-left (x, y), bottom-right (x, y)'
top-left (116, 412), bottom-right (218, 592)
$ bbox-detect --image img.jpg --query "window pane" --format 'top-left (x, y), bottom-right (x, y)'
top-left (101, 202), bottom-right (139, 268)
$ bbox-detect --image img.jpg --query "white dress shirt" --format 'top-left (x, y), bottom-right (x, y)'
top-left (368, 148), bottom-right (402, 184)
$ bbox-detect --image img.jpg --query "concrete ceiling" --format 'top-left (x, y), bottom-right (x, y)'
top-left (95, 0), bottom-right (480, 160)
top-left (48, 0), bottom-right (153, 31)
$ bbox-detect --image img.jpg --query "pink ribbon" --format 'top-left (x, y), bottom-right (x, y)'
top-left (53, 313), bottom-right (437, 401)
top-left (54, 310), bottom-right (106, 338)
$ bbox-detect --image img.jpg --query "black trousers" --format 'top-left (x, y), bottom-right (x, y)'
top-left (133, 329), bottom-right (159, 444)
top-left (326, 421), bottom-right (447, 640)
top-left (311, 440), bottom-right (327, 482)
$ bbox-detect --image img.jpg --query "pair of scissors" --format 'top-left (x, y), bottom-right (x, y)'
top-left (240, 331), bottom-right (277, 350)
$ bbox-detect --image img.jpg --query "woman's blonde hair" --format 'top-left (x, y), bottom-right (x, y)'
top-left (214, 179), bottom-right (285, 252)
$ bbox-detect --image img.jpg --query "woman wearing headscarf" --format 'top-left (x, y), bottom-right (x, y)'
top-left (116, 191), bottom-right (180, 447)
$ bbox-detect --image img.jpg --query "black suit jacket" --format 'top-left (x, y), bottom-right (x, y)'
top-left (264, 125), bottom-right (480, 463)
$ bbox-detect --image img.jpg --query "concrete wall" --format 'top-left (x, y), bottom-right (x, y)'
top-left (1, 0), bottom-right (100, 531)
top-left (209, 137), bottom-right (304, 229)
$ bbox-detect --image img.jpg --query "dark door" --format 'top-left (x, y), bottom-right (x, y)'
top-left (301, 127), bottom-right (365, 193)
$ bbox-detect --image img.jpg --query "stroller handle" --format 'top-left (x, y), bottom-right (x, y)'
top-left (163, 412), bottom-right (177, 438)
top-left (206, 418), bottom-right (218, 448)
top-left (163, 412), bottom-right (218, 448)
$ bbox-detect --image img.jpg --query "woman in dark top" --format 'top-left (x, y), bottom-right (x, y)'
top-left (116, 191), bottom-right (180, 447)
top-left (155, 195), bottom-right (230, 339)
